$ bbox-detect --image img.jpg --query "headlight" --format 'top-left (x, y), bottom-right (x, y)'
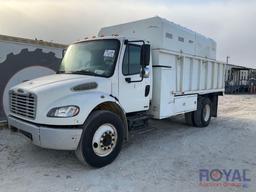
top-left (47, 105), bottom-right (80, 118)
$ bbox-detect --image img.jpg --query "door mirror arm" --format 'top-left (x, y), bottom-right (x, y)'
top-left (125, 76), bottom-right (144, 83)
top-left (124, 40), bottom-right (150, 83)
top-left (125, 67), bottom-right (150, 83)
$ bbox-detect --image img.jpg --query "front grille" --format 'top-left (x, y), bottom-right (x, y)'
top-left (9, 91), bottom-right (36, 119)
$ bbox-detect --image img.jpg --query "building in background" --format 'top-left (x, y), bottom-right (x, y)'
top-left (225, 64), bottom-right (256, 94)
top-left (0, 35), bottom-right (66, 121)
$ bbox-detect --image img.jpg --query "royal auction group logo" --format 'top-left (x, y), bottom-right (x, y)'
top-left (199, 169), bottom-right (251, 188)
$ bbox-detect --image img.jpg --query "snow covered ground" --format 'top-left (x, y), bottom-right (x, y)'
top-left (0, 95), bottom-right (255, 192)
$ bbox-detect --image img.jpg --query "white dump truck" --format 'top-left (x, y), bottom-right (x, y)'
top-left (8, 17), bottom-right (225, 167)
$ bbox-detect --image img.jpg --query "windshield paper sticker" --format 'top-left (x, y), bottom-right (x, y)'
top-left (104, 50), bottom-right (115, 58)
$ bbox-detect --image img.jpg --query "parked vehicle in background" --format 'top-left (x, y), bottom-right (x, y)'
top-left (225, 64), bottom-right (256, 94)
top-left (8, 17), bottom-right (225, 167)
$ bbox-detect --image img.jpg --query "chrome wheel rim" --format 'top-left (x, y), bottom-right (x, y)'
top-left (203, 104), bottom-right (211, 122)
top-left (92, 123), bottom-right (117, 157)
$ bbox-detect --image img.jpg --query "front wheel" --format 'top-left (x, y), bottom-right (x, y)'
top-left (75, 110), bottom-right (124, 168)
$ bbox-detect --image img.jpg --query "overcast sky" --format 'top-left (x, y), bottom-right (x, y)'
top-left (0, 0), bottom-right (255, 68)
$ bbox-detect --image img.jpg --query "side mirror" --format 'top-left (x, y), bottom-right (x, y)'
top-left (140, 44), bottom-right (150, 67)
top-left (140, 66), bottom-right (150, 78)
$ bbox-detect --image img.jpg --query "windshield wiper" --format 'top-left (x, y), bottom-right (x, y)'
top-left (68, 70), bottom-right (97, 76)
top-left (56, 69), bottom-right (99, 76)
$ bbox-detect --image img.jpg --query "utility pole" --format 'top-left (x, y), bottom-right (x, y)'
top-left (226, 56), bottom-right (230, 64)
top-left (226, 56), bottom-right (231, 82)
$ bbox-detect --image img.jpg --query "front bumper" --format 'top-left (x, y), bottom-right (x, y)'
top-left (8, 116), bottom-right (83, 150)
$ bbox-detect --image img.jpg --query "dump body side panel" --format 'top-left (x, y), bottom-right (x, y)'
top-left (150, 49), bottom-right (225, 119)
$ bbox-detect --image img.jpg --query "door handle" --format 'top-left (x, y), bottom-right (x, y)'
top-left (145, 85), bottom-right (150, 97)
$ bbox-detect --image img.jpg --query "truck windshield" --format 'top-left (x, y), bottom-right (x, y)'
top-left (59, 39), bottom-right (120, 77)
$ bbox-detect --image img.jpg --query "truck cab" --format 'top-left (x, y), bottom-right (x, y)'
top-left (8, 37), bottom-right (152, 167)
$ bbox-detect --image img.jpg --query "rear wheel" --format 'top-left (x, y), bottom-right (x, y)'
top-left (192, 97), bottom-right (212, 127)
top-left (75, 110), bottom-right (124, 168)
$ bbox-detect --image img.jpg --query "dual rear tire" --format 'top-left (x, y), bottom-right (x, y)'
top-left (185, 97), bottom-right (212, 128)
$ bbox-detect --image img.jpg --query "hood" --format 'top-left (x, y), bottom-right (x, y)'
top-left (11, 74), bottom-right (112, 94)
top-left (9, 73), bottom-right (114, 125)
top-left (14, 74), bottom-right (91, 90)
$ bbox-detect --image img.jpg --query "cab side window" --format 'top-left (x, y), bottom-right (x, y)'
top-left (122, 44), bottom-right (141, 75)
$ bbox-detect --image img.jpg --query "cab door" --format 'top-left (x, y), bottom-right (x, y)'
top-left (118, 43), bottom-right (151, 113)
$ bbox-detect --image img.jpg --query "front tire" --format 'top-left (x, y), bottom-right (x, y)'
top-left (75, 110), bottom-right (124, 168)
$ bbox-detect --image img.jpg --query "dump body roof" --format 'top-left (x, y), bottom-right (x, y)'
top-left (99, 16), bottom-right (216, 60)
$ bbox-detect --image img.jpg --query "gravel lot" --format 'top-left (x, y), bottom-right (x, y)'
top-left (0, 95), bottom-right (256, 192)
